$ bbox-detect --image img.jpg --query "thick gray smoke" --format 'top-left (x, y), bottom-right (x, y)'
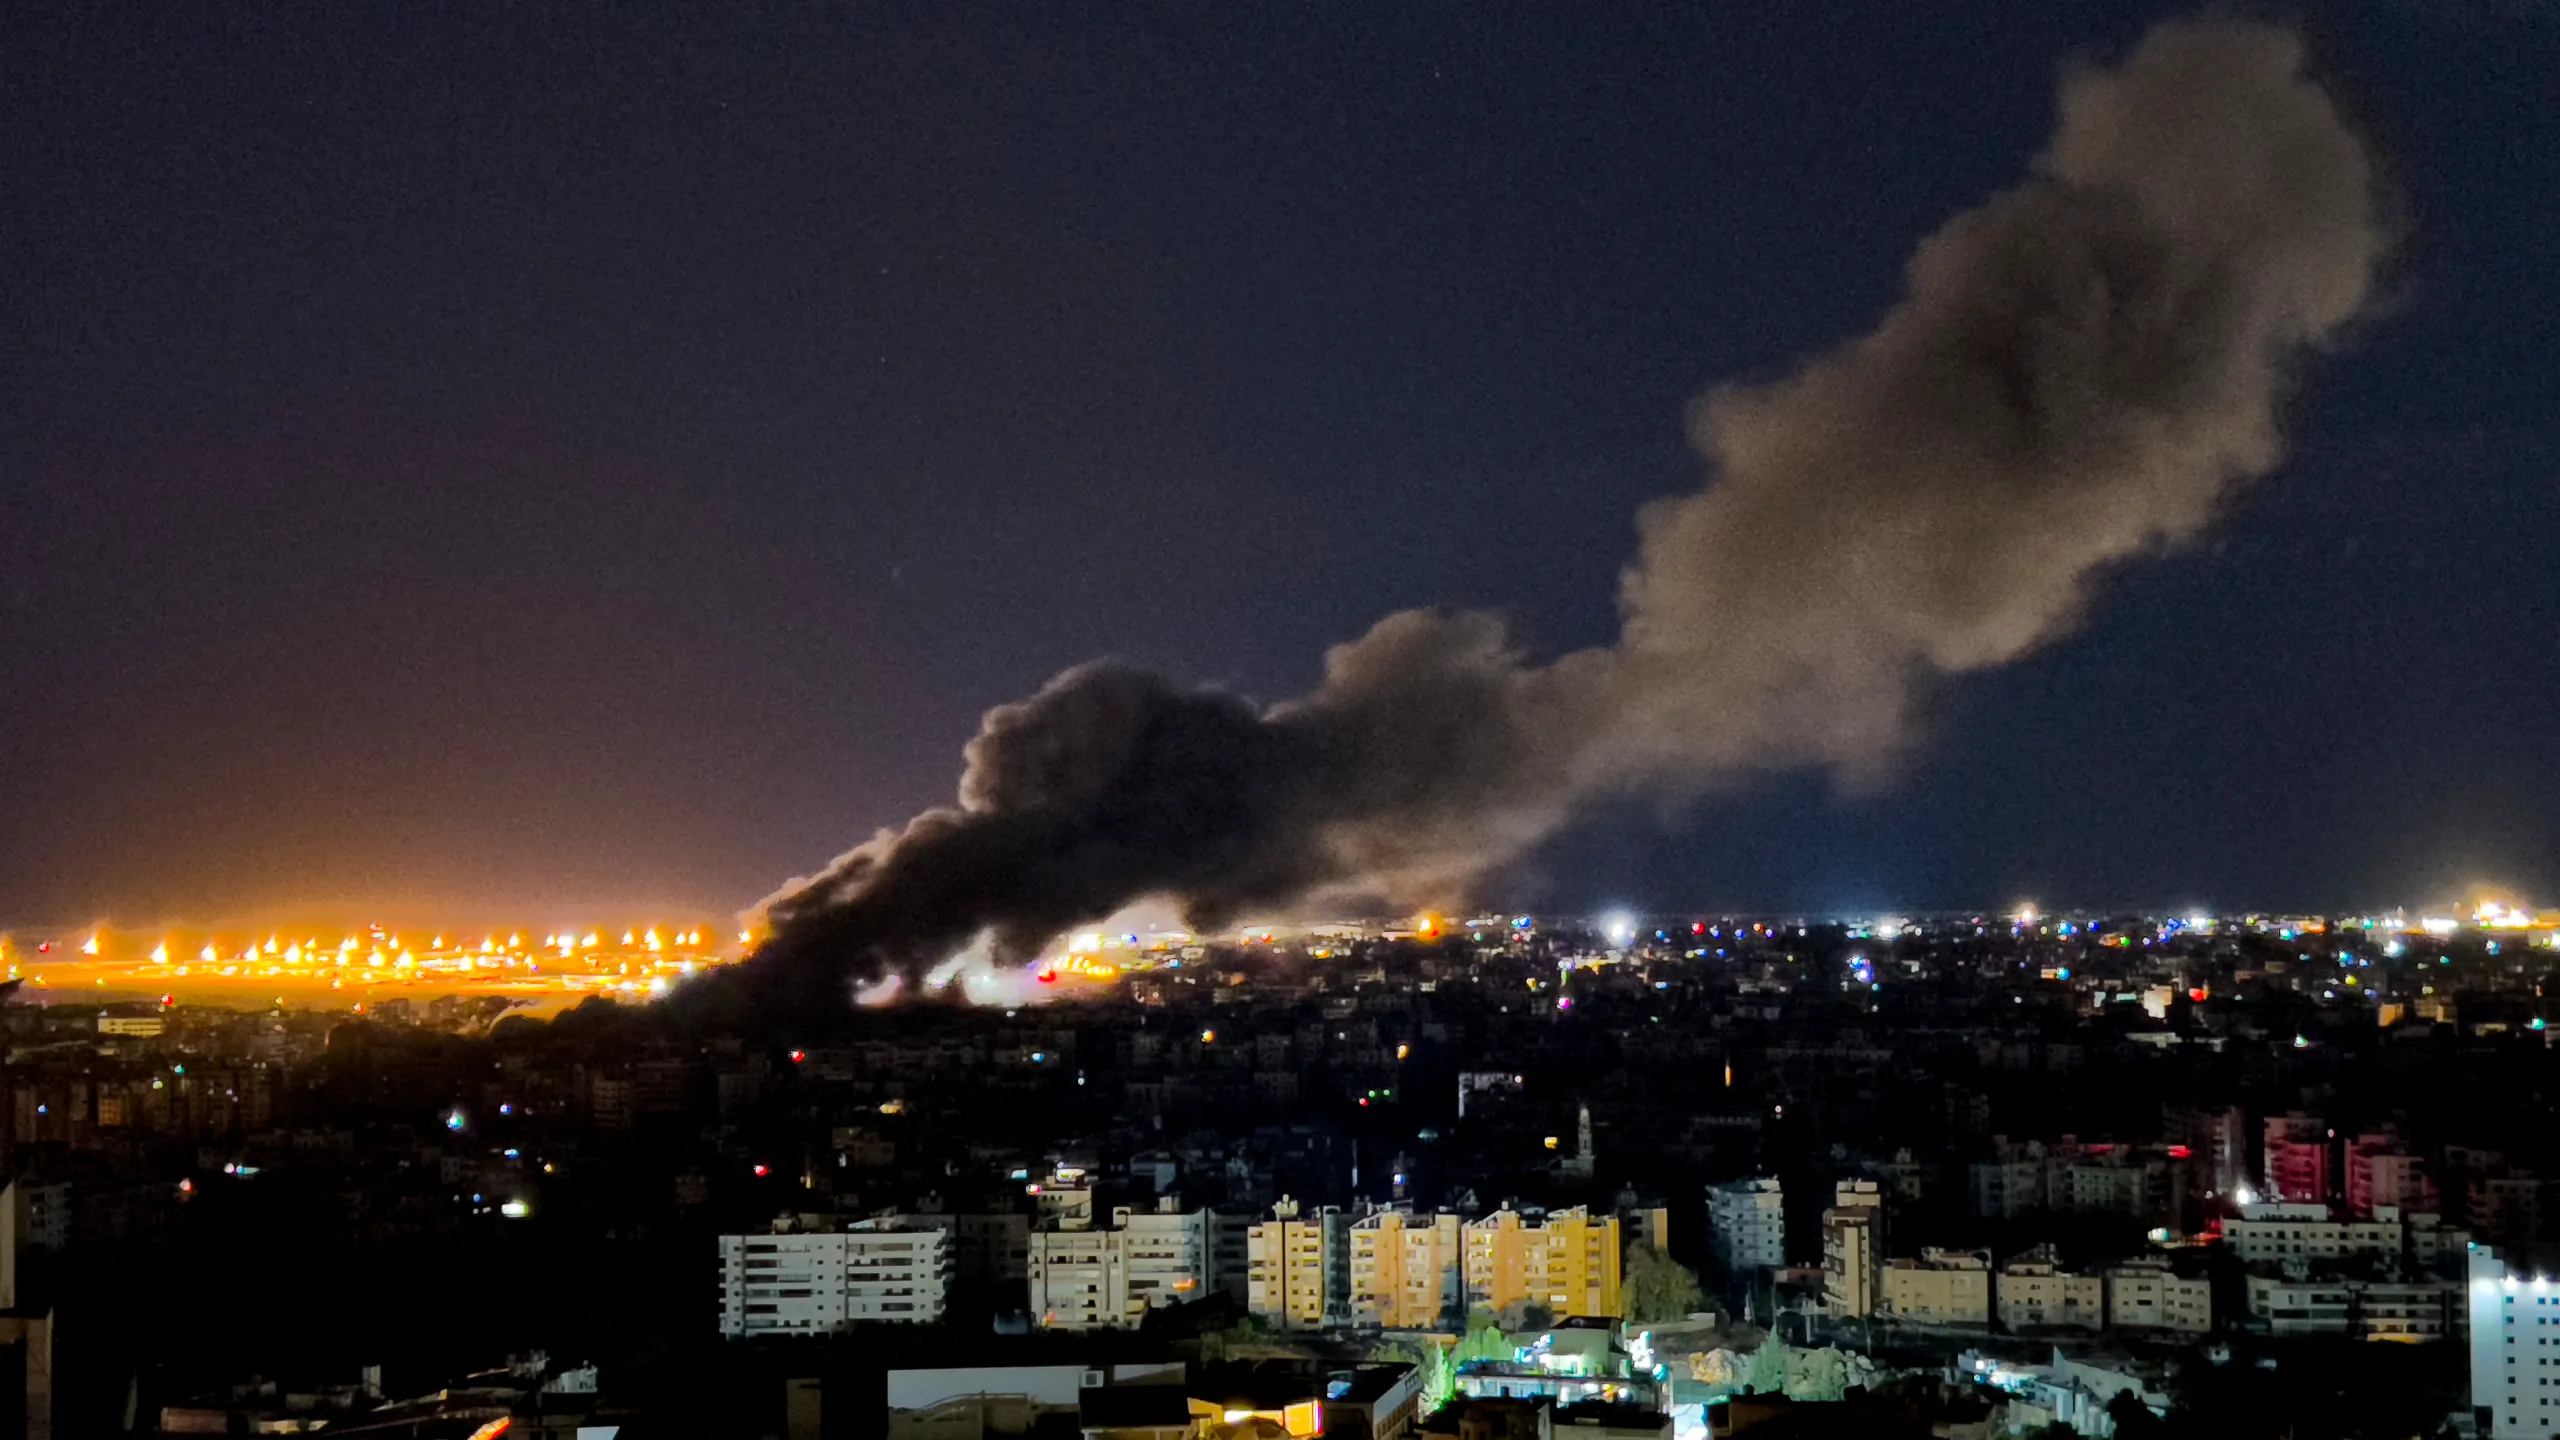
top-left (748, 18), bottom-right (2383, 998)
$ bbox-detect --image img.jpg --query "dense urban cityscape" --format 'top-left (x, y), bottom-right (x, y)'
top-left (0, 900), bottom-right (2551, 1435)
top-left (12, 1), bottom-right (2553, 1437)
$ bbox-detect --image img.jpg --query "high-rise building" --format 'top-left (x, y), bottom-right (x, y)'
top-left (1558, 1102), bottom-right (1597, 1183)
top-left (1707, 1178), bottom-right (1787, 1276)
top-left (1247, 1197), bottom-right (1346, 1330)
top-left (2468, 1245), bottom-right (2560, 1435)
top-left (1116, 1200), bottom-right (1214, 1311)
top-left (1820, 1181), bottom-right (1882, 1319)
top-left (1462, 1206), bottom-right (1623, 1320)
top-left (1349, 1207), bottom-right (1463, 1329)
top-left (1214, 1211), bottom-right (1255, 1302)
top-left (953, 1213), bottom-right (1031, 1308)
top-left (2346, 1135), bottom-right (2438, 1220)
top-left (1029, 1199), bottom-right (1219, 1331)
top-left (2468, 1175), bottom-right (2550, 1249)
top-left (717, 1220), bottom-right (952, 1337)
top-left (1028, 1226), bottom-right (1129, 1331)
top-left (2264, 1114), bottom-right (2332, 1204)
top-left (2164, 1105), bottom-right (2248, 1199)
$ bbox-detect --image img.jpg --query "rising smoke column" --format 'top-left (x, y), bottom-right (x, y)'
top-left (748, 17), bottom-right (2384, 998)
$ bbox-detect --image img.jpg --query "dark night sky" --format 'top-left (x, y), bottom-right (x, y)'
top-left (4, 3), bottom-right (2556, 926)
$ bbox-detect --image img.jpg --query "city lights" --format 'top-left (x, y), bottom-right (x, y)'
top-left (0, 920), bottom-right (743, 1012)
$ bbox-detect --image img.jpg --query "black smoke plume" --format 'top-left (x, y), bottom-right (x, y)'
top-left (746, 18), bottom-right (2384, 1001)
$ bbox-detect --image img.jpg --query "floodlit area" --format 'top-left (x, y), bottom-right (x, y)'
top-left (0, 924), bottom-right (742, 1013)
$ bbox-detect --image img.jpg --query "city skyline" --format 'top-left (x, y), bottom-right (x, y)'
top-left (6, 7), bottom-right (2558, 1434)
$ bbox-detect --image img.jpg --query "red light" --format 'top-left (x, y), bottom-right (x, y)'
top-left (35, 943), bottom-right (47, 953)
top-left (161, 994), bottom-right (174, 1006)
top-left (1693, 922), bottom-right (1705, 935)
top-left (2167, 1145), bottom-right (2193, 1159)
top-left (1036, 967), bottom-right (1057, 984)
top-left (2189, 987), bottom-right (2209, 1002)
top-left (789, 1049), bottom-right (806, 1063)
top-left (1358, 1097), bottom-right (1369, 1107)
top-left (753, 1164), bottom-right (770, 1177)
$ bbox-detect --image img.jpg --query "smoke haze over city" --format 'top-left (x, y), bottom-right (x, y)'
top-left (751, 19), bottom-right (2387, 997)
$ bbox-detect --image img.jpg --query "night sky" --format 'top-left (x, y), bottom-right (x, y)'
top-left (5, 3), bottom-right (2556, 926)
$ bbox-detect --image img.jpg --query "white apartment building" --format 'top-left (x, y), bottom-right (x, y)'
top-left (1707, 1178), bottom-right (1786, 1275)
top-left (2471, 1246), bottom-right (2560, 1437)
top-left (2224, 1202), bottom-right (2468, 1268)
top-left (1029, 1226), bottom-right (1130, 1331)
top-left (717, 1221), bottom-right (951, 1337)
top-left (2249, 1272), bottom-right (2459, 1340)
top-left (1116, 1201), bottom-right (1214, 1311)
top-left (1028, 1200), bottom-right (1217, 1331)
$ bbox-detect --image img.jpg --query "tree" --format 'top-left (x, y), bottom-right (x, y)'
top-left (1456, 1321), bottom-right (1515, 1366)
top-left (2103, 1389), bottom-right (2163, 1440)
top-left (1371, 1337), bottom-right (1457, 1416)
top-left (1201, 1314), bottom-right (1313, 1361)
top-left (1499, 1299), bottom-right (1555, 1332)
top-left (1784, 1346), bottom-right (1853, 1403)
top-left (1416, 1340), bottom-right (1456, 1414)
top-left (1743, 1338), bottom-right (1791, 1396)
top-left (1623, 1242), bottom-right (1706, 1323)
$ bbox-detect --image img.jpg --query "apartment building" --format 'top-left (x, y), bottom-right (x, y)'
top-left (1350, 1207), bottom-right (1463, 1329)
top-left (1248, 1197), bottom-right (1346, 1331)
top-left (2223, 1202), bottom-right (2467, 1268)
top-left (1462, 1206), bottom-right (1623, 1320)
top-left (1996, 1247), bottom-right (2104, 1331)
top-left (1029, 1198), bottom-right (1218, 1331)
top-left (717, 1220), bottom-right (952, 1337)
top-left (1706, 1178), bottom-right (1786, 1276)
top-left (1821, 1182), bottom-right (1882, 1319)
top-left (1880, 1248), bottom-right (1990, 1325)
top-left (2104, 1258), bottom-right (2211, 1333)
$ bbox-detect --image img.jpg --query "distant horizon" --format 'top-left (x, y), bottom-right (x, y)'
top-left (4, 884), bottom-right (2548, 944)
